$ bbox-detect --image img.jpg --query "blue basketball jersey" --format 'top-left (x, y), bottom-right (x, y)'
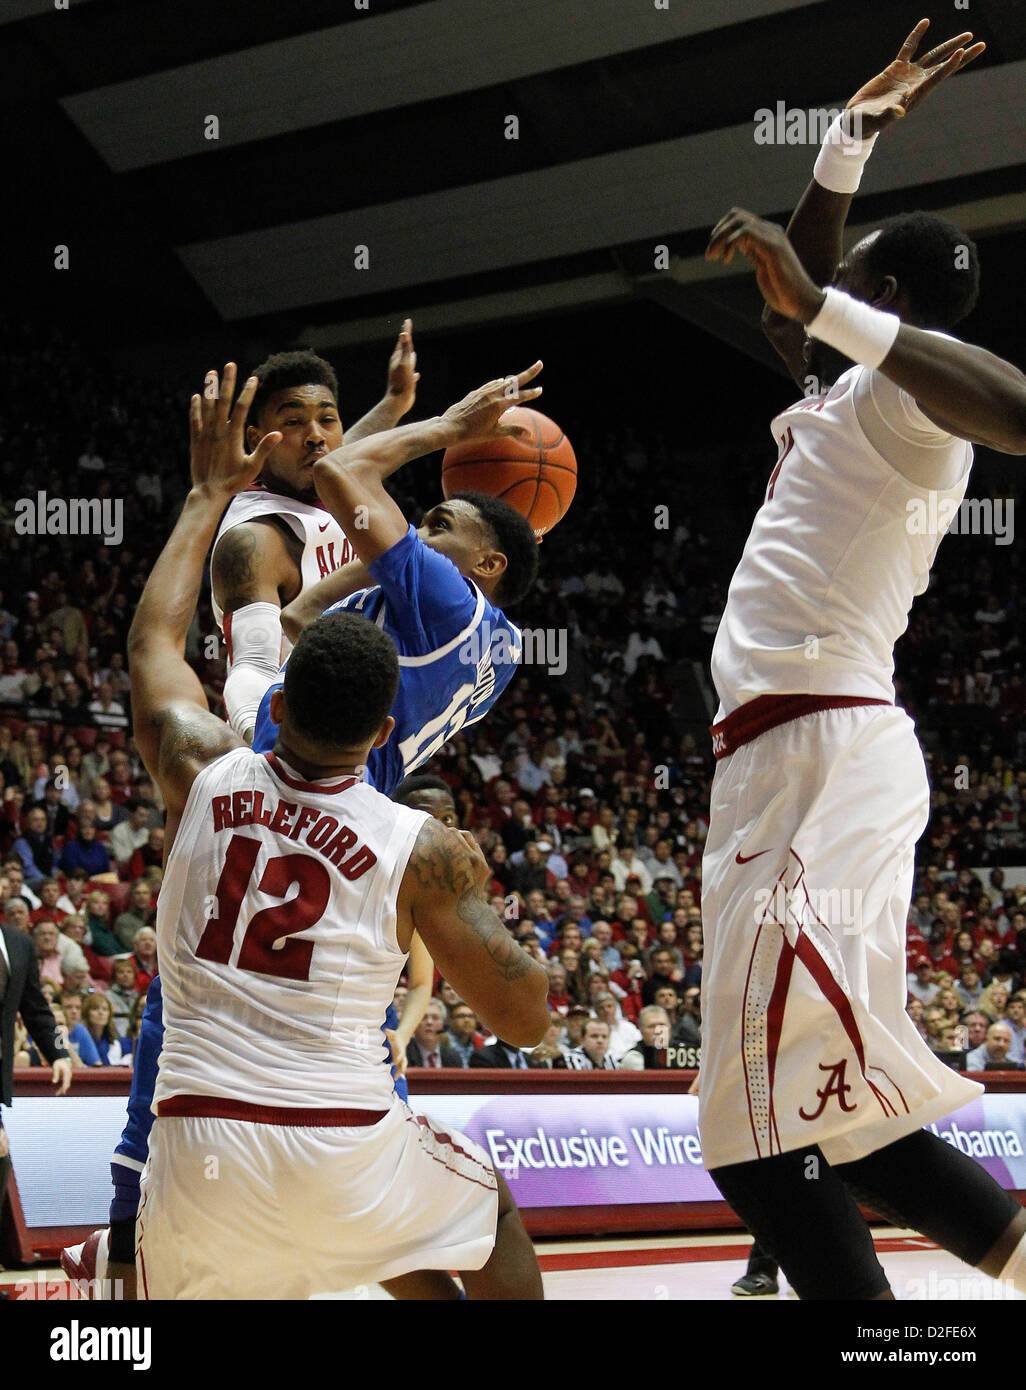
top-left (252, 525), bottom-right (522, 794)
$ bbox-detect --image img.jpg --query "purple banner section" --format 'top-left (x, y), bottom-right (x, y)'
top-left (412, 1091), bottom-right (1026, 1209)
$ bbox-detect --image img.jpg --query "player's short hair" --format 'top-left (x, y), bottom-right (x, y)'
top-left (392, 773), bottom-right (453, 806)
top-left (283, 612), bottom-right (398, 749)
top-left (861, 212), bottom-right (980, 330)
top-left (249, 349), bottom-right (339, 425)
top-left (449, 491), bottom-right (540, 606)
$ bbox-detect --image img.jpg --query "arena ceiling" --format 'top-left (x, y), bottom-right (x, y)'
top-left (7, 0), bottom-right (1026, 368)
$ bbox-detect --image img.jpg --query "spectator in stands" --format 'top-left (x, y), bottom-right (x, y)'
top-left (652, 983), bottom-right (682, 1026)
top-left (445, 1002), bottom-right (484, 1067)
top-left (56, 865), bottom-right (90, 917)
top-left (88, 681), bottom-right (127, 731)
top-left (131, 925), bottom-right (158, 993)
top-left (128, 826), bottom-right (164, 878)
top-left (906, 997), bottom-right (928, 1040)
top-left (60, 991), bottom-right (101, 1067)
top-left (405, 1000), bottom-right (460, 1069)
top-left (963, 1011), bottom-right (991, 1054)
top-left (546, 962), bottom-right (571, 1015)
top-left (3, 858), bottom-right (41, 910)
top-left (673, 986), bottom-right (702, 1048)
top-left (642, 948), bottom-right (682, 1006)
top-left (954, 961), bottom-right (986, 1013)
top-left (87, 776), bottom-right (124, 835)
top-left (113, 879), bottom-right (154, 950)
top-left (81, 734), bottom-right (113, 789)
top-left (611, 844), bottom-right (652, 895)
top-left (1002, 994), bottom-right (1026, 1063)
top-left (510, 842), bottom-right (550, 898)
top-left (990, 947), bottom-right (1022, 996)
top-left (3, 895), bottom-right (32, 935)
top-left (469, 1035), bottom-right (533, 1068)
top-left (619, 1005), bottom-right (673, 1070)
top-left (565, 1018), bottom-right (619, 1070)
top-left (33, 919), bottom-right (68, 987)
top-left (84, 889), bottom-right (121, 960)
top-left (593, 992), bottom-right (641, 1061)
top-left (980, 981), bottom-right (1010, 1022)
top-left (590, 919), bottom-right (621, 971)
top-left (30, 877), bottom-right (66, 926)
top-left (654, 919), bottom-right (685, 973)
top-left (107, 800), bottom-right (152, 867)
top-left (81, 992), bottom-right (127, 1065)
top-left (13, 805), bottom-right (57, 889)
top-left (59, 817), bottom-right (112, 878)
top-left (106, 751), bottom-right (134, 806)
top-left (965, 1022), bottom-right (1020, 1072)
top-left (107, 956), bottom-right (140, 1038)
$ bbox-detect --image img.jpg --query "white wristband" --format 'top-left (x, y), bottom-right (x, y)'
top-left (806, 286), bottom-right (901, 370)
top-left (813, 112), bottom-right (878, 195)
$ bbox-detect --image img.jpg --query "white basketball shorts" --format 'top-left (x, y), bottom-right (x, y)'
top-left (136, 1099), bottom-right (498, 1299)
top-left (699, 704), bottom-right (981, 1171)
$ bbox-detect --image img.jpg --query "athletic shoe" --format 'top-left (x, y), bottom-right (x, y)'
top-left (730, 1271), bottom-right (779, 1296)
top-left (60, 1227), bottom-right (110, 1296)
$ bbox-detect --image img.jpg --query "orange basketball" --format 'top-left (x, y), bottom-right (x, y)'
top-left (441, 406), bottom-right (577, 539)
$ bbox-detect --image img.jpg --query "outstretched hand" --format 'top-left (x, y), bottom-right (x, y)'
top-left (844, 18), bottom-right (985, 139)
top-left (706, 210), bottom-right (825, 324)
top-left (387, 318), bottom-right (420, 417)
top-left (189, 363), bottom-right (282, 498)
top-left (442, 362), bottom-right (544, 443)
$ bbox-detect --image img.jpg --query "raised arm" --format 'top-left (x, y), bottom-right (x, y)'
top-left (707, 210), bottom-right (1026, 455)
top-left (342, 318), bottom-right (420, 446)
top-left (312, 363), bottom-right (543, 566)
top-left (762, 20), bottom-right (984, 386)
top-left (398, 818), bottom-right (549, 1047)
top-left (128, 367), bottom-right (280, 821)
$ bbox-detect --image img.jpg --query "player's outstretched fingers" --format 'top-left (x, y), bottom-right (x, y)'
top-left (516, 360), bottom-right (544, 387)
top-left (896, 18), bottom-right (930, 63)
top-left (217, 362), bottom-right (237, 425)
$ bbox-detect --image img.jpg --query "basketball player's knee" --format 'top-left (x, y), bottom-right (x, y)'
top-left (835, 1130), bottom-right (1022, 1266)
top-left (494, 1170), bottom-right (517, 1221)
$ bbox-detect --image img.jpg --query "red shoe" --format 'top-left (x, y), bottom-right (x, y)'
top-left (60, 1228), bottom-right (110, 1297)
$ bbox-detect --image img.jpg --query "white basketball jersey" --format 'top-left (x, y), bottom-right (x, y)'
top-left (211, 489), bottom-right (354, 656)
top-left (153, 746), bottom-right (428, 1110)
top-left (711, 366), bottom-right (972, 719)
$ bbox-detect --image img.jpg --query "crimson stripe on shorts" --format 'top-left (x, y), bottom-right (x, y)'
top-left (223, 611), bottom-right (234, 665)
top-left (792, 933), bottom-right (899, 1118)
top-left (157, 1095), bottom-right (386, 1126)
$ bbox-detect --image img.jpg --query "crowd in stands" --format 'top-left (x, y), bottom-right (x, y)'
top-left (3, 317), bottom-right (1026, 1078)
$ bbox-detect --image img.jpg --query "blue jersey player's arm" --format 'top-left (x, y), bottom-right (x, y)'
top-left (309, 363), bottom-right (543, 565)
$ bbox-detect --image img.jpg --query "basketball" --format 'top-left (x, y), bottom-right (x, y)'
top-left (441, 406), bottom-right (577, 539)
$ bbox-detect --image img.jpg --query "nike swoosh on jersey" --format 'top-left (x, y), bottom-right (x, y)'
top-left (318, 521), bottom-right (331, 532)
top-left (735, 849), bottom-right (773, 864)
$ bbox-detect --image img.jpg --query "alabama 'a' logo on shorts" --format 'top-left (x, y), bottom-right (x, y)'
top-left (798, 1059), bottom-right (857, 1121)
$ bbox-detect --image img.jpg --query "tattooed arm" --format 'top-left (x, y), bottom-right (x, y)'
top-left (398, 817), bottom-right (550, 1047)
top-left (210, 520), bottom-right (300, 742)
top-left (129, 366), bottom-right (276, 825)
